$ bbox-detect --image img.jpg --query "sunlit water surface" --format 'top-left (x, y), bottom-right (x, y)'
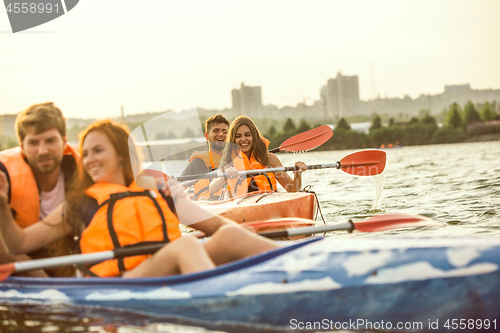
top-left (2, 141), bottom-right (499, 332)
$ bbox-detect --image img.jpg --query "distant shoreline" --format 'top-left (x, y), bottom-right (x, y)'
top-left (464, 133), bottom-right (500, 143)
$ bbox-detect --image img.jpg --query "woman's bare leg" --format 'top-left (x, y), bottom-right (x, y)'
top-left (203, 225), bottom-right (279, 266)
top-left (123, 227), bottom-right (279, 278)
top-left (123, 235), bottom-right (215, 278)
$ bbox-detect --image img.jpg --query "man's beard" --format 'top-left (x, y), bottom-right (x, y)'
top-left (29, 154), bottom-right (63, 175)
top-left (210, 141), bottom-right (226, 152)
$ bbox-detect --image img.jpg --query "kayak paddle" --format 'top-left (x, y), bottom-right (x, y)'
top-left (0, 243), bottom-right (168, 281)
top-left (176, 150), bottom-right (386, 182)
top-left (257, 214), bottom-right (443, 238)
top-left (268, 125), bottom-right (333, 153)
top-left (156, 125), bottom-right (333, 188)
top-left (0, 213), bottom-right (437, 280)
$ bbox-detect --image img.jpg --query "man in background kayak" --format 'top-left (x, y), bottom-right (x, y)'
top-left (0, 102), bottom-right (78, 277)
top-left (181, 114), bottom-right (229, 201)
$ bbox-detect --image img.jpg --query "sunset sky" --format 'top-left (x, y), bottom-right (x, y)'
top-left (1, 0), bottom-right (499, 119)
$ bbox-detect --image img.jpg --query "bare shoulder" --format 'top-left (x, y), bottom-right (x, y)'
top-left (268, 153), bottom-right (282, 167)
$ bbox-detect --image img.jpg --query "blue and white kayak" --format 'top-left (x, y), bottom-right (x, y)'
top-left (1, 237), bottom-right (499, 332)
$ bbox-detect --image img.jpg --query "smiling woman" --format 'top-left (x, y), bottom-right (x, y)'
top-left (82, 131), bottom-right (126, 186)
top-left (234, 124), bottom-right (255, 155)
top-left (0, 119), bottom-right (280, 279)
top-left (209, 116), bottom-right (307, 199)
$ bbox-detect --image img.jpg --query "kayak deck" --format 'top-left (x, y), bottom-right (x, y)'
top-left (195, 191), bottom-right (317, 223)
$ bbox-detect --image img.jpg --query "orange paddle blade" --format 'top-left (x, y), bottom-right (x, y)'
top-left (340, 150), bottom-right (386, 176)
top-left (278, 125), bottom-right (333, 152)
top-left (0, 263), bottom-right (16, 281)
top-left (354, 213), bottom-right (443, 232)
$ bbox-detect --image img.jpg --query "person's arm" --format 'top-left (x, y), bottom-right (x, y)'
top-left (0, 162), bottom-right (11, 203)
top-left (167, 179), bottom-right (239, 235)
top-left (181, 159), bottom-right (208, 176)
top-left (209, 176), bottom-right (226, 194)
top-left (268, 153), bottom-right (306, 192)
top-left (208, 166), bottom-right (239, 195)
top-left (0, 170), bottom-right (71, 255)
top-left (190, 214), bottom-right (238, 236)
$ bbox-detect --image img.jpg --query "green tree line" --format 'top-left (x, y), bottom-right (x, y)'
top-left (2, 100), bottom-right (498, 151)
top-left (265, 100), bottom-right (500, 151)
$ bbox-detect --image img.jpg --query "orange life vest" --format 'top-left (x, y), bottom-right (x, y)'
top-left (80, 181), bottom-right (182, 277)
top-left (226, 150), bottom-right (277, 196)
top-left (188, 149), bottom-right (223, 201)
top-left (0, 145), bottom-right (79, 229)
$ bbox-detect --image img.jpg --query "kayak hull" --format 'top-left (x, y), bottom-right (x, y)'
top-left (195, 191), bottom-right (317, 223)
top-left (1, 237), bottom-right (499, 332)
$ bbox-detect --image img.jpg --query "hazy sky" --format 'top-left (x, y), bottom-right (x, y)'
top-left (1, 0), bottom-right (500, 119)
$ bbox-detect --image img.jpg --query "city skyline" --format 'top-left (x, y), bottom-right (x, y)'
top-left (1, 0), bottom-right (500, 119)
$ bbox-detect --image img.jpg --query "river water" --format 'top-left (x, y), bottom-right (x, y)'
top-left (1, 141), bottom-right (499, 332)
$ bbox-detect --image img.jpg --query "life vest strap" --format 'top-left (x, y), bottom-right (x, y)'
top-left (100, 190), bottom-right (170, 274)
top-left (262, 173), bottom-right (275, 192)
top-left (192, 165), bottom-right (221, 201)
top-left (233, 176), bottom-right (247, 193)
top-left (193, 185), bottom-right (210, 200)
top-left (235, 173), bottom-right (275, 194)
top-left (81, 240), bottom-right (169, 278)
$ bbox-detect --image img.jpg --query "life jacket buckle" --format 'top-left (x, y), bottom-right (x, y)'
top-left (110, 191), bottom-right (130, 200)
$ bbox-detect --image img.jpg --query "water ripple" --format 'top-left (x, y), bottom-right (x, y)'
top-left (279, 141), bottom-right (500, 237)
top-left (3, 141), bottom-right (500, 333)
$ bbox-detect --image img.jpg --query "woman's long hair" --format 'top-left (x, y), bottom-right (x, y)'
top-left (220, 116), bottom-right (270, 168)
top-left (66, 120), bottom-right (140, 236)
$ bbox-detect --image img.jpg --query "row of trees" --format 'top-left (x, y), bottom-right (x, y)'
top-left (446, 101), bottom-right (499, 129)
top-left (265, 101), bottom-right (500, 151)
